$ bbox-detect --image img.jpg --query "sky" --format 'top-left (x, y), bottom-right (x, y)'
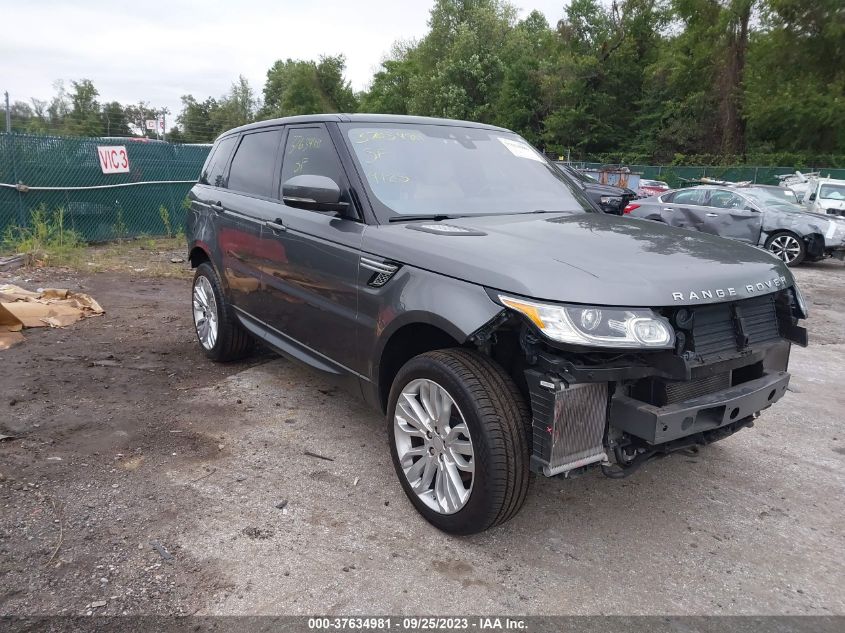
top-left (2, 0), bottom-right (569, 125)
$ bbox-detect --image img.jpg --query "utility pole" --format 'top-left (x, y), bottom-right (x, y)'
top-left (4, 91), bottom-right (10, 133)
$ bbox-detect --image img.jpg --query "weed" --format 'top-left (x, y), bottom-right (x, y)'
top-left (159, 205), bottom-right (173, 238)
top-left (1, 205), bottom-right (86, 264)
top-left (113, 202), bottom-right (128, 239)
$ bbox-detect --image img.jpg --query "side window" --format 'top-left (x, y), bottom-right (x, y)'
top-left (227, 129), bottom-right (283, 197)
top-left (200, 136), bottom-right (237, 187)
top-left (709, 190), bottom-right (745, 209)
top-left (672, 188), bottom-right (708, 206)
top-left (281, 126), bottom-right (344, 186)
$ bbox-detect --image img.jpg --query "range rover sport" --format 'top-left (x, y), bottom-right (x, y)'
top-left (186, 114), bottom-right (808, 534)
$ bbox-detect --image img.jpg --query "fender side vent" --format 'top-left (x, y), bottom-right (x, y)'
top-left (361, 257), bottom-right (399, 287)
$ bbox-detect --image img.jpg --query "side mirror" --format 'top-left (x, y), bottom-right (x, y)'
top-left (282, 175), bottom-right (349, 213)
top-left (808, 192), bottom-right (816, 201)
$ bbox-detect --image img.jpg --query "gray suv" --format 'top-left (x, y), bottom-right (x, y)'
top-left (186, 114), bottom-right (808, 534)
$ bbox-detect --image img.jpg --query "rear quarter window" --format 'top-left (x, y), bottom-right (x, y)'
top-left (200, 136), bottom-right (238, 187)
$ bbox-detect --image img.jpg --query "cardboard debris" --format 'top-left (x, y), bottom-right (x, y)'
top-left (0, 284), bottom-right (104, 350)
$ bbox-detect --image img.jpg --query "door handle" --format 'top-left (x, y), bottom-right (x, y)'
top-left (662, 208), bottom-right (674, 212)
top-left (264, 219), bottom-right (287, 233)
top-left (705, 213), bottom-right (719, 217)
top-left (210, 201), bottom-right (224, 213)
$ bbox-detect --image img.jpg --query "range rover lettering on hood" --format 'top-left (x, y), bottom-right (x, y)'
top-left (672, 275), bottom-right (789, 302)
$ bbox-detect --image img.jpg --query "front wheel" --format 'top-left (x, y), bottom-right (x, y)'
top-left (387, 349), bottom-right (530, 534)
top-left (765, 231), bottom-right (806, 267)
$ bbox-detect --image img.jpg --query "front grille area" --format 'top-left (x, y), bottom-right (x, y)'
top-left (632, 372), bottom-right (731, 406)
top-left (630, 361), bottom-right (765, 407)
top-left (675, 294), bottom-right (781, 360)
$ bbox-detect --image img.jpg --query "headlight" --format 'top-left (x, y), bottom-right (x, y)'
top-left (600, 195), bottom-right (622, 206)
top-left (499, 295), bottom-right (674, 349)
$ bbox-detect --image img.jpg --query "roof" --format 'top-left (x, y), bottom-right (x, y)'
top-left (218, 113), bottom-right (509, 139)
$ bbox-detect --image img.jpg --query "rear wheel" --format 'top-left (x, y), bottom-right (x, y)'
top-left (765, 231), bottom-right (806, 266)
top-left (387, 349), bottom-right (530, 534)
top-left (192, 262), bottom-right (253, 361)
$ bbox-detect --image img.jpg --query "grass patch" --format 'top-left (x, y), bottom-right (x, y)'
top-left (76, 237), bottom-right (191, 278)
top-left (1, 206), bottom-right (190, 278)
top-left (2, 205), bottom-right (87, 266)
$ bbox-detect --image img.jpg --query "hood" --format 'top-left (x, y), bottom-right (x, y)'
top-left (362, 213), bottom-right (794, 308)
top-left (818, 198), bottom-right (845, 210)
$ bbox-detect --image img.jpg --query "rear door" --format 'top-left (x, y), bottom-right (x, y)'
top-left (211, 128), bottom-right (284, 317)
top-left (658, 187), bottom-right (710, 230)
top-left (702, 189), bottom-right (763, 244)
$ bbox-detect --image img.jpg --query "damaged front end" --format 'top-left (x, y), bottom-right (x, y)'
top-left (478, 287), bottom-right (808, 479)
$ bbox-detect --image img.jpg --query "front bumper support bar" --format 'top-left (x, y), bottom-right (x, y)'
top-left (609, 370), bottom-right (790, 444)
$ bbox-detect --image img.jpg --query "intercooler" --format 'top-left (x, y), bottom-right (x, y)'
top-left (525, 370), bottom-right (608, 477)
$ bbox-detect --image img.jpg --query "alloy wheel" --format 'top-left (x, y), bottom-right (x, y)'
top-left (393, 378), bottom-right (475, 514)
top-left (768, 234), bottom-right (802, 264)
top-left (192, 275), bottom-right (219, 350)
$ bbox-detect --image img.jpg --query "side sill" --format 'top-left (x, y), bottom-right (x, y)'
top-left (233, 306), bottom-right (361, 378)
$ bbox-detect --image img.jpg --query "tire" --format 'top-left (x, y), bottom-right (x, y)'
top-left (765, 231), bottom-right (806, 267)
top-left (191, 262), bottom-right (253, 362)
top-left (387, 349), bottom-right (530, 534)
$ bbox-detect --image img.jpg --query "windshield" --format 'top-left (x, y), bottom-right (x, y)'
top-left (819, 183), bottom-right (845, 200)
top-left (342, 124), bottom-right (593, 218)
top-left (744, 187), bottom-right (803, 211)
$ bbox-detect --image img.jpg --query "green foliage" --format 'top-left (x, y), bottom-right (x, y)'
top-left (2, 205), bottom-right (85, 261)
top-left (158, 205), bottom-right (172, 238)
top-left (261, 55), bottom-right (357, 118)
top-left (4, 0), bottom-right (843, 164)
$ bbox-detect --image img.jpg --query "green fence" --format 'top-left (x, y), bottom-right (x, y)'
top-left (0, 133), bottom-right (211, 243)
top-left (578, 162), bottom-right (845, 189)
top-left (4, 132), bottom-right (845, 244)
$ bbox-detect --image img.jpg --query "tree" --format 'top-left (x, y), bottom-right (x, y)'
top-left (262, 55), bottom-right (357, 117)
top-left (67, 79), bottom-right (103, 136)
top-left (177, 95), bottom-right (219, 142)
top-left (359, 42), bottom-right (419, 114)
top-left (101, 101), bottom-right (130, 136)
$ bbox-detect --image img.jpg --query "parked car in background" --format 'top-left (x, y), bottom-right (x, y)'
top-left (554, 162), bottom-right (636, 214)
top-left (638, 179), bottom-right (670, 198)
top-left (186, 114), bottom-right (808, 534)
top-left (624, 184), bottom-right (845, 266)
top-left (805, 178), bottom-right (845, 217)
top-left (777, 172), bottom-right (845, 216)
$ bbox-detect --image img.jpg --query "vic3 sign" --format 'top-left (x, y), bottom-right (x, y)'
top-left (97, 146), bottom-right (130, 174)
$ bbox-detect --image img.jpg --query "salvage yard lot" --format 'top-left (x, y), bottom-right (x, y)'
top-left (1, 252), bottom-right (844, 616)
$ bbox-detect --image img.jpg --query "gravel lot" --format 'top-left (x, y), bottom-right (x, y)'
top-left (1, 257), bottom-right (843, 616)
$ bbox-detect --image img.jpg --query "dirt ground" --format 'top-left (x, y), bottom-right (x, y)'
top-left (1, 246), bottom-right (844, 616)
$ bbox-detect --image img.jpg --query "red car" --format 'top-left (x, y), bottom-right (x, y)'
top-left (638, 179), bottom-right (670, 198)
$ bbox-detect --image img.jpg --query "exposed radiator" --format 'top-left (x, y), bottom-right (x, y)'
top-left (526, 371), bottom-right (608, 477)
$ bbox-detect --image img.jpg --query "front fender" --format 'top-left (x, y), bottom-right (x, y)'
top-left (359, 265), bottom-right (504, 382)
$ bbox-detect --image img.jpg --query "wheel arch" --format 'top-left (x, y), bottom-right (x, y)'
top-left (189, 242), bottom-right (212, 268)
top-left (374, 318), bottom-right (464, 413)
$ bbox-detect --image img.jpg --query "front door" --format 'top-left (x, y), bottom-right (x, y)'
top-left (256, 124), bottom-right (364, 374)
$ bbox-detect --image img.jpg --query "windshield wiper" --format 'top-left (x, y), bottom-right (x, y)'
top-left (388, 214), bottom-right (457, 223)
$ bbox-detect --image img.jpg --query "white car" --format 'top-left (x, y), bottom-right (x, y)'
top-left (806, 178), bottom-right (845, 217)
